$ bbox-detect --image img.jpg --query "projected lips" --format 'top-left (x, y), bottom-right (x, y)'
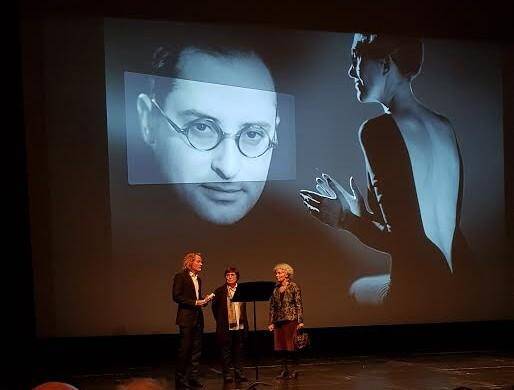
top-left (200, 183), bottom-right (245, 202)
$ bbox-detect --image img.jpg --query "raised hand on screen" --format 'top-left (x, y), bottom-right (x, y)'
top-left (299, 173), bottom-right (366, 228)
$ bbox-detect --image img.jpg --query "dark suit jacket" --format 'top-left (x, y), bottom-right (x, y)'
top-left (211, 284), bottom-right (248, 344)
top-left (172, 269), bottom-right (204, 327)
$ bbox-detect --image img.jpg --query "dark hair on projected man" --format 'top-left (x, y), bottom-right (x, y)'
top-left (136, 33), bottom-right (281, 225)
top-left (148, 38), bottom-right (278, 105)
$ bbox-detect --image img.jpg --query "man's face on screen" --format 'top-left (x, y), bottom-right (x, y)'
top-left (152, 50), bottom-right (278, 225)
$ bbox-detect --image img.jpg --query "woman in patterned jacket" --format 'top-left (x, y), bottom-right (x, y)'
top-left (268, 263), bottom-right (304, 379)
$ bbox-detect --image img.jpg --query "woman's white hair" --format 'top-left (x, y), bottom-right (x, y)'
top-left (273, 263), bottom-right (294, 279)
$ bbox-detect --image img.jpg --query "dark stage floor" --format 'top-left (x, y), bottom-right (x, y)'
top-left (37, 351), bottom-right (514, 390)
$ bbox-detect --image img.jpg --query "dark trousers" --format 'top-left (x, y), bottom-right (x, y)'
top-left (220, 330), bottom-right (245, 377)
top-left (176, 323), bottom-right (203, 386)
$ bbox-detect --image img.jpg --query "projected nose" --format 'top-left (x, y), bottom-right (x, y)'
top-left (211, 138), bottom-right (242, 180)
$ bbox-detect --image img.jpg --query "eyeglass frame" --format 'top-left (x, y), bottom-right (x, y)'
top-left (150, 98), bottom-right (278, 158)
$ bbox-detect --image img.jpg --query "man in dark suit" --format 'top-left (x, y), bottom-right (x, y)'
top-left (211, 266), bottom-right (249, 384)
top-left (172, 252), bottom-right (214, 389)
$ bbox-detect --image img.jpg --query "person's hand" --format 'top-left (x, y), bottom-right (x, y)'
top-left (195, 299), bottom-right (209, 307)
top-left (300, 173), bottom-right (366, 227)
top-left (268, 324), bottom-right (274, 332)
top-left (204, 293), bottom-right (215, 302)
top-left (296, 323), bottom-right (304, 330)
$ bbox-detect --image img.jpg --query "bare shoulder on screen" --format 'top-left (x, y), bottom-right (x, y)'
top-left (417, 105), bottom-right (456, 139)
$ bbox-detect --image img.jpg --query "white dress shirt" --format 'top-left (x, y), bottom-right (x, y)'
top-left (189, 271), bottom-right (200, 300)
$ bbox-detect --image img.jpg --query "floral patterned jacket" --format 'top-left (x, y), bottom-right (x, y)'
top-left (269, 281), bottom-right (303, 324)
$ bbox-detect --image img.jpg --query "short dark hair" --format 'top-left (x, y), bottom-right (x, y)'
top-left (224, 266), bottom-right (240, 281)
top-left (354, 33), bottom-right (423, 81)
top-left (147, 31), bottom-right (275, 106)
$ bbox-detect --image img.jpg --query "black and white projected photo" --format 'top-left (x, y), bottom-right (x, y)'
top-left (28, 16), bottom-right (510, 338)
top-left (102, 17), bottom-right (507, 334)
top-left (122, 70), bottom-right (295, 225)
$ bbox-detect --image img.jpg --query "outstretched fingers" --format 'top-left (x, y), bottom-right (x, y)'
top-left (349, 176), bottom-right (364, 202)
top-left (299, 190), bottom-right (322, 214)
top-left (299, 189), bottom-right (322, 203)
top-left (302, 199), bottom-right (320, 213)
top-left (322, 173), bottom-right (352, 201)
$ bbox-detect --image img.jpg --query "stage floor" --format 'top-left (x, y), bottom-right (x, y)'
top-left (37, 351), bottom-right (514, 389)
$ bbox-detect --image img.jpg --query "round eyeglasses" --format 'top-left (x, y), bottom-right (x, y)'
top-left (151, 99), bottom-right (278, 158)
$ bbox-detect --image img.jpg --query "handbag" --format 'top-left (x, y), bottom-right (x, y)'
top-left (295, 329), bottom-right (310, 350)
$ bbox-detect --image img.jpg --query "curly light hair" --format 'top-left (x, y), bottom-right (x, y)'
top-left (183, 252), bottom-right (202, 270)
top-left (273, 263), bottom-right (294, 279)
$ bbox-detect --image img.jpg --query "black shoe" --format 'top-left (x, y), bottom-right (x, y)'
top-left (189, 378), bottom-right (204, 388)
top-left (223, 375), bottom-right (234, 383)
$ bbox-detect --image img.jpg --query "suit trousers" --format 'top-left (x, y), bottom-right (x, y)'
top-left (176, 322), bottom-right (203, 386)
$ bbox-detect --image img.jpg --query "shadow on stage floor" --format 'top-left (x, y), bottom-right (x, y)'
top-left (34, 351), bottom-right (514, 390)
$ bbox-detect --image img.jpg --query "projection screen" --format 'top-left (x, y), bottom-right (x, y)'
top-left (27, 17), bottom-right (511, 337)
